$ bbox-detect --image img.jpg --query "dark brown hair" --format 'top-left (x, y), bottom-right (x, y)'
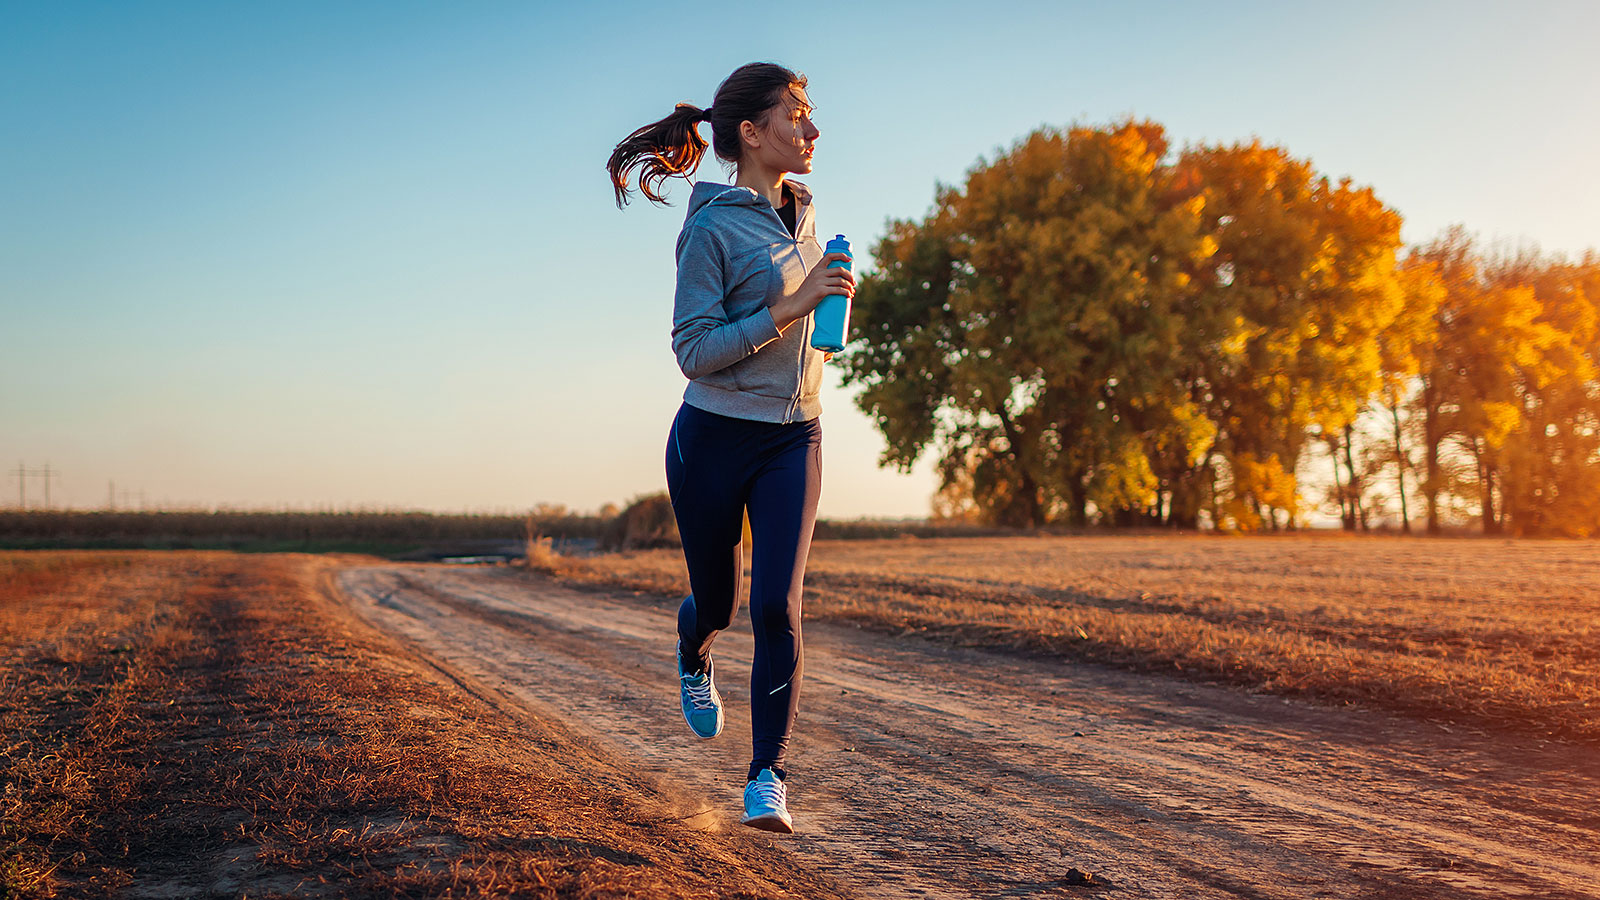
top-left (607, 62), bottom-right (807, 208)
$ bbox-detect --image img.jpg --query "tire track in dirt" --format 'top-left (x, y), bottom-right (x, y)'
top-left (336, 565), bottom-right (1600, 900)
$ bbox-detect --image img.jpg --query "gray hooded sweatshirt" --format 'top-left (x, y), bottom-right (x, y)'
top-left (672, 180), bottom-right (827, 424)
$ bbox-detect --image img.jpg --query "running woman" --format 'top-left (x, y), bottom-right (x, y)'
top-left (606, 62), bottom-right (852, 834)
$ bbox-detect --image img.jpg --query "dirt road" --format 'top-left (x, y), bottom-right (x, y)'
top-left (336, 565), bottom-right (1599, 899)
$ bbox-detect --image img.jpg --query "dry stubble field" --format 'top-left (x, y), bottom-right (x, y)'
top-left (538, 534), bottom-right (1600, 745)
top-left (4, 536), bottom-right (1596, 898)
top-left (0, 551), bottom-right (842, 899)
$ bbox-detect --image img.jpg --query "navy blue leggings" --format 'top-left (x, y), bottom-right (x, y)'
top-left (665, 402), bottom-right (822, 782)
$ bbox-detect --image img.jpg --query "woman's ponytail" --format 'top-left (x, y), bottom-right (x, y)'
top-left (607, 103), bottom-right (709, 208)
top-left (607, 62), bottom-right (806, 209)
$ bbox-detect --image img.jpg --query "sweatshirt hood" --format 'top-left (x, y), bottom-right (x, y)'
top-left (685, 180), bottom-right (813, 221)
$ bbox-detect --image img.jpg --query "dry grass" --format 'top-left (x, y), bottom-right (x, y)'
top-left (0, 551), bottom-right (841, 899)
top-left (0, 510), bottom-right (605, 554)
top-left (524, 536), bottom-right (568, 574)
top-left (538, 535), bottom-right (1600, 744)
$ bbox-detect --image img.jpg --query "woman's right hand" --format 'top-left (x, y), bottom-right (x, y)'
top-left (769, 252), bottom-right (855, 333)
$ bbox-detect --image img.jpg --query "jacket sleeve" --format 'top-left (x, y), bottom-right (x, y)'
top-left (671, 223), bottom-right (782, 380)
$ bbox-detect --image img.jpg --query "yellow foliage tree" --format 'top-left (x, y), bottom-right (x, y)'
top-left (1374, 255), bottom-right (1445, 532)
top-left (1172, 142), bottom-right (1404, 530)
top-left (1491, 253), bottom-right (1600, 536)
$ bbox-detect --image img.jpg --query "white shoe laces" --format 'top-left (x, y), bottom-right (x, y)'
top-left (747, 777), bottom-right (786, 809)
top-left (682, 674), bottom-right (718, 711)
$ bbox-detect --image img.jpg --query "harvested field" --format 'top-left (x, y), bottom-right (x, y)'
top-left (6, 539), bottom-right (1595, 898)
top-left (536, 534), bottom-right (1600, 744)
top-left (0, 551), bottom-right (841, 899)
top-left (340, 560), bottom-right (1600, 899)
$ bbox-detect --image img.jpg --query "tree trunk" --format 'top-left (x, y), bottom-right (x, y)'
top-left (1061, 460), bottom-right (1090, 529)
top-left (1204, 450), bottom-right (1221, 531)
top-left (1167, 463), bottom-right (1204, 530)
top-left (1481, 459), bottom-right (1501, 536)
top-left (1389, 399), bottom-right (1411, 534)
top-left (1066, 480), bottom-right (1089, 528)
top-left (1343, 424), bottom-right (1368, 532)
top-left (1328, 438), bottom-right (1351, 530)
top-left (1422, 385), bottom-right (1442, 535)
top-left (1468, 438), bottom-right (1500, 536)
top-left (996, 406), bottom-right (1044, 527)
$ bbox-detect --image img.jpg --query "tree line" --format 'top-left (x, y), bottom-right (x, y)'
top-left (841, 121), bottom-right (1600, 536)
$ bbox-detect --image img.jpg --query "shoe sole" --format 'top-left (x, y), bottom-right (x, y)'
top-left (741, 813), bottom-right (794, 834)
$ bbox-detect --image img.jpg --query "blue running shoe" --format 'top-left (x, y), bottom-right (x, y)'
top-left (678, 641), bottom-right (723, 739)
top-left (741, 768), bottom-right (793, 833)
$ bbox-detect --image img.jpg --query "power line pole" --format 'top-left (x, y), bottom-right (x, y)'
top-left (10, 463), bottom-right (62, 509)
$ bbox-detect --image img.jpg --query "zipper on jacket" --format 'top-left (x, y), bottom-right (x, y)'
top-left (760, 192), bottom-right (811, 425)
top-left (786, 242), bottom-right (808, 425)
top-left (791, 309), bottom-right (806, 423)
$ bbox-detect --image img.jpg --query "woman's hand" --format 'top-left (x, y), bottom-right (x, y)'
top-left (769, 252), bottom-right (855, 333)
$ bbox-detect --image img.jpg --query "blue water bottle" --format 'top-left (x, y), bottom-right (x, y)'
top-left (810, 234), bottom-right (852, 352)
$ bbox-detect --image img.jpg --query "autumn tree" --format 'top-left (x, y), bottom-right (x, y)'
top-left (1409, 227), bottom-right (1476, 533)
top-left (1370, 253), bottom-right (1445, 532)
top-left (1170, 142), bottom-right (1406, 531)
top-left (846, 121), bottom-right (1593, 535)
top-left (1487, 251), bottom-right (1600, 536)
top-left (1408, 229), bottom-right (1582, 534)
top-left (841, 122), bottom-right (1218, 527)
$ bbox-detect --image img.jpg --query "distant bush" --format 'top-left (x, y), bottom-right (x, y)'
top-left (522, 535), bottom-right (570, 575)
top-left (600, 493), bottom-right (679, 551)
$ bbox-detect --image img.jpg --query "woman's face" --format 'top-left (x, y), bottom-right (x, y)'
top-left (751, 87), bottom-right (819, 175)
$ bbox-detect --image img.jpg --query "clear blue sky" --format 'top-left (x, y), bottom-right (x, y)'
top-left (3, 1), bottom-right (1595, 516)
